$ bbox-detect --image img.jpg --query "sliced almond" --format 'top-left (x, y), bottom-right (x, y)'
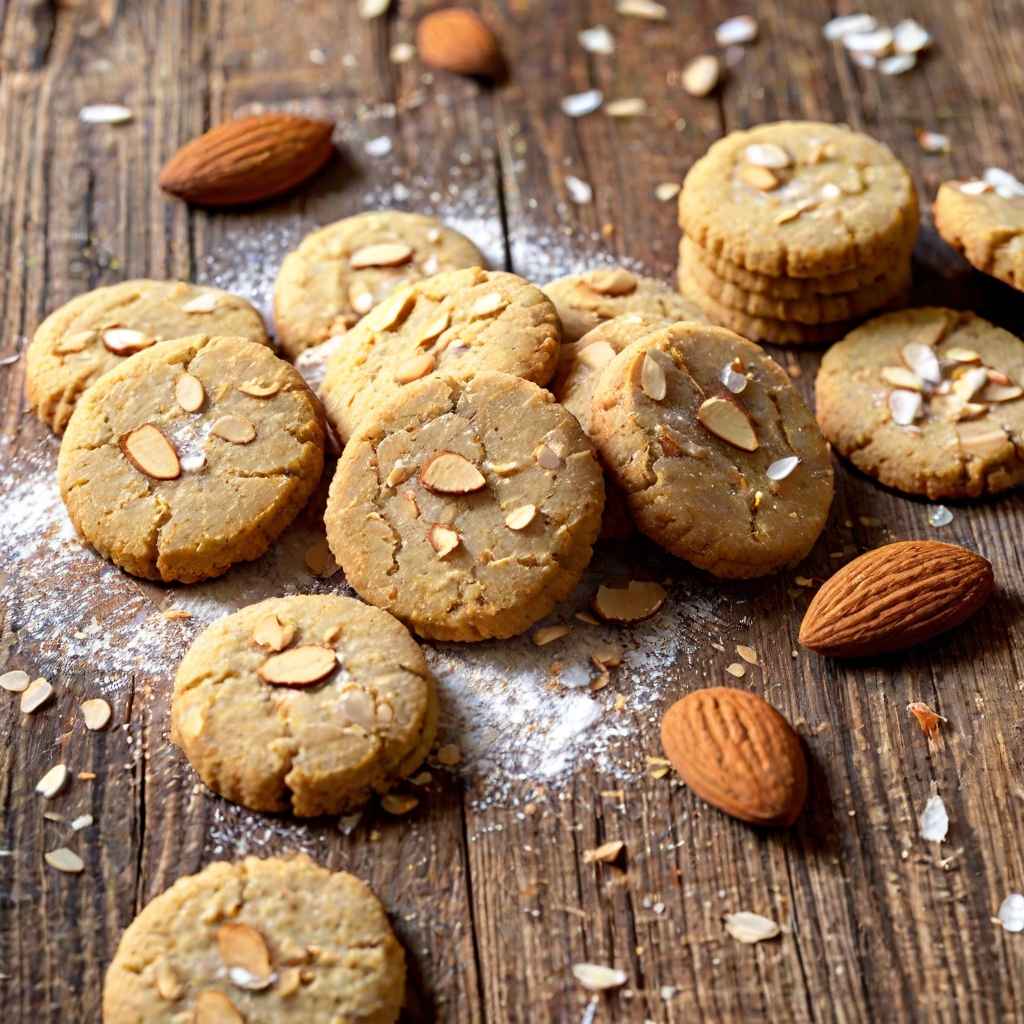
top-left (775, 208), bottom-right (800, 225)
top-left (534, 443), bottom-right (561, 470)
top-left (592, 581), bottom-right (666, 623)
top-left (276, 968), bottom-right (302, 997)
top-left (888, 388), bottom-right (922, 426)
top-left (210, 415), bottom-right (256, 443)
top-left (120, 424), bottom-right (181, 479)
top-left (739, 164), bottom-right (778, 191)
top-left (470, 291), bottom-right (507, 317)
top-left (417, 308), bottom-right (450, 345)
top-left (252, 613), bottom-right (295, 652)
top-left (901, 341), bottom-right (942, 383)
top-left (21, 678), bottom-right (54, 713)
top-left (182, 291), bottom-right (220, 314)
top-left (102, 328), bottom-right (157, 355)
top-left (70, 813), bottom-right (93, 830)
top-left (724, 911), bottom-right (781, 944)
top-left (505, 504), bottom-right (537, 530)
top-left (80, 698), bottom-right (112, 730)
top-left (946, 349), bottom-right (981, 368)
top-left (394, 352), bottom-right (434, 384)
top-left (681, 54), bottom-right (719, 96)
top-left (36, 764), bottom-right (69, 798)
top-left (258, 645), bottom-right (337, 686)
top-left (370, 290), bottom-right (416, 331)
top-left (404, 489), bottom-right (420, 516)
top-left (951, 366), bottom-right (991, 402)
top-left (216, 922), bottom-right (272, 982)
top-left (349, 279), bottom-right (375, 315)
top-left (697, 397), bottom-right (758, 451)
top-left (236, 379), bottom-right (281, 397)
top-left (155, 959), bottom-right (186, 1000)
top-left (640, 352), bottom-right (667, 401)
top-left (736, 645), bottom-right (758, 665)
top-left (981, 382), bottom-right (1023, 403)
top-left (44, 847), bottom-right (84, 873)
top-left (350, 242), bottom-right (414, 269)
top-left (381, 793), bottom-right (420, 814)
top-left (534, 623), bottom-right (573, 645)
top-left (583, 839), bottom-right (624, 863)
top-left (957, 421), bottom-right (1011, 459)
top-left (745, 143), bottom-right (791, 168)
top-left (304, 538), bottom-right (336, 577)
top-left (583, 268), bottom-right (637, 296)
top-left (0, 670), bottom-right (30, 692)
top-left (277, 938), bottom-right (309, 966)
top-left (55, 330), bottom-right (96, 354)
top-left (386, 460), bottom-right (417, 487)
top-left (427, 523), bottom-right (460, 557)
top-left (175, 373), bottom-right (205, 412)
top-left (988, 368), bottom-right (1012, 385)
top-left (419, 451), bottom-right (487, 494)
top-left (806, 141), bottom-right (827, 165)
top-left (194, 990), bottom-right (245, 1024)
top-left (880, 366), bottom-right (922, 391)
top-left (576, 341), bottom-right (616, 370)
top-left (571, 963), bottom-right (627, 990)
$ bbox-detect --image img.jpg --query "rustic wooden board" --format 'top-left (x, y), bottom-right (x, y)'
top-left (2, 2), bottom-right (1024, 1023)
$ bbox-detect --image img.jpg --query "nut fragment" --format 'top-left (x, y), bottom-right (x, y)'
top-left (696, 397), bottom-right (758, 451)
top-left (908, 701), bottom-right (946, 739)
top-left (36, 764), bottom-right (70, 798)
top-left (44, 847), bottom-right (85, 873)
top-left (194, 990), bottom-right (245, 1024)
top-left (745, 143), bottom-right (791, 168)
top-left (534, 443), bottom-right (561, 470)
top-left (427, 523), bottom-right (460, 557)
top-left (80, 698), bottom-right (112, 731)
top-left (715, 14), bottom-right (758, 46)
top-left (394, 352), bottom-right (434, 384)
top-left (981, 381), bottom-right (1023, 403)
top-left (21, 678), bottom-right (54, 713)
top-left (252, 613), bottom-right (295, 652)
top-left (0, 670), bottom-right (30, 692)
top-left (276, 968), bottom-right (302, 997)
top-left (381, 793), bottom-right (420, 814)
top-left (175, 373), bottom-right (205, 412)
top-left (880, 366), bottom-right (922, 391)
top-left (182, 292), bottom-right (220, 314)
top-left (120, 424), bottom-right (181, 479)
top-left (739, 164), bottom-right (778, 191)
top-left (419, 451), bottom-right (487, 494)
top-left (349, 279), bottom-right (375, 315)
top-left (901, 342), bottom-right (942, 383)
top-left (370, 290), bottom-right (416, 331)
top-left (216, 922), bottom-right (272, 983)
top-left (724, 911), bottom-right (781, 944)
top-left (766, 456), bottom-right (799, 481)
top-left (533, 623), bottom-right (573, 645)
top-left (583, 839), bottom-right (624, 863)
top-left (576, 341), bottom-right (616, 370)
top-left (681, 54), bottom-right (719, 97)
top-left (720, 358), bottom-right (747, 393)
top-left (386, 460), bottom-right (418, 487)
top-left (592, 581), bottom-right (667, 623)
top-left (736, 645), bottom-right (758, 664)
top-left (437, 743), bottom-right (462, 765)
top-left (505, 504), bottom-right (537, 530)
top-left (102, 328), bottom-right (157, 355)
top-left (887, 389), bottom-right (922, 426)
top-left (210, 415), bottom-right (256, 443)
top-left (584, 268), bottom-right (637, 296)
top-left (470, 291), bottom-right (507, 317)
top-left (417, 308), bottom-right (451, 345)
top-left (350, 242), bottom-right (414, 269)
top-left (258, 645), bottom-right (337, 686)
top-left (640, 352), bottom-right (667, 401)
top-left (55, 330), bottom-right (96, 354)
top-left (236, 379), bottom-right (281, 397)
top-left (155, 959), bottom-right (186, 1001)
top-left (571, 963), bottom-right (628, 990)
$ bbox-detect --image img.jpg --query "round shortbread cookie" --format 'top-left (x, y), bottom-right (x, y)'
top-left (25, 280), bottom-right (269, 434)
top-left (319, 267), bottom-right (560, 443)
top-left (171, 594), bottom-right (437, 816)
top-left (678, 121), bottom-right (919, 278)
top-left (325, 371), bottom-right (605, 641)
top-left (273, 211), bottom-right (485, 359)
top-left (102, 854), bottom-right (405, 1024)
top-left (816, 307), bottom-right (1024, 499)
top-left (589, 322), bottom-right (834, 578)
top-left (58, 335), bottom-right (324, 583)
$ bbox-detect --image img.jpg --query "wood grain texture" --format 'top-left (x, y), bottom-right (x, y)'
top-left (2, 1), bottom-right (1024, 1023)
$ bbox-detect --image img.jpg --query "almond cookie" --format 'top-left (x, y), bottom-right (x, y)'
top-left (58, 335), bottom-right (324, 583)
top-left (102, 854), bottom-right (405, 1024)
top-left (816, 307), bottom-right (1024, 498)
top-left (25, 280), bottom-right (268, 434)
top-left (933, 176), bottom-right (1024, 291)
top-left (171, 595), bottom-right (437, 816)
top-left (273, 211), bottom-right (485, 359)
top-left (589, 322), bottom-right (834, 578)
top-left (679, 121), bottom-right (919, 278)
top-left (319, 267), bottom-right (560, 443)
top-left (325, 370), bottom-right (605, 641)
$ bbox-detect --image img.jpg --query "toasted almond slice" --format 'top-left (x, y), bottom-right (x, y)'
top-left (681, 54), bottom-right (719, 96)
top-left (236, 379), bottom-right (281, 397)
top-left (350, 242), bottom-right (414, 269)
top-left (216, 922), bottom-right (272, 982)
top-left (21, 678), bottom-right (54, 713)
top-left (36, 764), bottom-right (69, 798)
top-left (120, 424), bottom-right (181, 479)
top-left (534, 443), bottom-right (561, 470)
top-left (277, 967), bottom-right (302, 997)
top-left (340, 688), bottom-right (377, 731)
top-left (583, 267), bottom-right (637, 296)
top-left (951, 365), bottom-right (991, 402)
top-left (370, 290), bottom-right (416, 331)
top-left (880, 366), bottom-right (922, 391)
top-left (576, 340), bottom-right (616, 370)
top-left (44, 847), bottom-right (84, 873)
top-left (304, 538), bottom-right (335, 576)
top-left (417, 308), bottom-right (450, 345)
top-left (724, 911), bottom-right (781, 943)
top-left (427, 523), bottom-right (460, 557)
top-left (736, 644), bottom-right (758, 664)
top-left (981, 382), bottom-right (1024, 402)
top-left (901, 341), bottom-right (942, 383)
top-left (80, 698), bottom-right (112, 730)
top-left (258, 645), bottom-right (337, 686)
top-left (102, 328), bottom-right (157, 355)
top-left (381, 793), bottom-right (420, 814)
top-left (745, 142), bottom-right (791, 168)
top-left (888, 388), bottom-right (922, 426)
top-left (944, 346), bottom-right (982, 364)
top-left (470, 291), bottom-right (507, 317)
top-left (386, 460), bottom-right (418, 487)
top-left (419, 451), bottom-right (487, 494)
top-left (175, 373), bottom-right (205, 412)
top-left (583, 839), bottom-right (624, 863)
top-left (739, 164), bottom-right (778, 191)
top-left (437, 743), bottom-right (462, 765)
top-left (775, 208), bottom-right (800, 225)
top-left (988, 368), bottom-right (1012, 385)
top-left (505, 504), bottom-right (537, 530)
top-left (182, 291), bottom-right (220, 313)
top-left (395, 352), bottom-right (434, 384)
top-left (640, 352), bottom-right (667, 401)
top-left (592, 581), bottom-right (666, 623)
top-left (252, 613), bottom-right (295, 652)
top-left (277, 937), bottom-right (309, 966)
top-left (195, 990), bottom-right (245, 1024)
top-left (349, 279), bottom-right (375, 315)
top-left (155, 959), bottom-right (186, 1000)
top-left (957, 421), bottom-right (1011, 459)
top-left (571, 963), bottom-right (627, 990)
top-left (55, 330), bottom-right (96, 354)
top-left (697, 397), bottom-right (758, 451)
top-left (533, 623), bottom-right (573, 645)
top-left (210, 415), bottom-right (256, 443)
top-left (0, 670), bottom-right (30, 692)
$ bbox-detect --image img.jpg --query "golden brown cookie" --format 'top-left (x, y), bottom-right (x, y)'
top-left (325, 371), bottom-right (605, 641)
top-left (58, 335), bottom-right (324, 583)
top-left (273, 211), bottom-right (485, 358)
top-left (102, 855), bottom-right (405, 1024)
top-left (25, 280), bottom-right (268, 434)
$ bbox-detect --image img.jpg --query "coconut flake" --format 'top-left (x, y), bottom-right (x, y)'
top-left (579, 25), bottom-right (615, 54)
top-left (724, 911), bottom-right (781, 943)
top-left (561, 89), bottom-right (604, 118)
top-left (919, 794), bottom-right (949, 842)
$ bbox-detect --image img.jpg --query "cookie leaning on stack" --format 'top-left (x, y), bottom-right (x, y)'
top-left (678, 121), bottom-right (919, 344)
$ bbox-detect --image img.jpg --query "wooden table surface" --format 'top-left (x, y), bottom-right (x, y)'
top-left (3, 1), bottom-right (1024, 1022)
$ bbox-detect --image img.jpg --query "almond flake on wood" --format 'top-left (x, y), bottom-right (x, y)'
top-left (36, 764), bottom-right (69, 798)
top-left (716, 14), bottom-right (758, 45)
top-left (21, 678), bottom-right (54, 713)
top-left (908, 701), bottom-right (946, 739)
top-left (394, 352), bottom-right (434, 384)
top-left (80, 698), bottom-right (112, 730)
top-left (102, 328), bottom-right (156, 355)
top-left (561, 88), bottom-right (604, 117)
top-left (175, 373), bottom-right (205, 411)
top-left (155, 959), bottom-right (185, 1001)
top-left (697, 397), bottom-right (758, 450)
top-left (195, 990), bottom-right (245, 1024)
top-left (571, 963), bottom-right (627, 990)
top-left (253, 613), bottom-right (295, 652)
top-left (182, 291), bottom-right (220, 313)
top-left (427, 523), bottom-right (460, 557)
top-left (739, 164), bottom-right (778, 190)
top-left (724, 911), bottom-right (781, 943)
top-left (579, 24), bottom-right (616, 54)
top-left (567, 176), bottom-right (594, 203)
top-left (0, 670), bottom-right (30, 692)
top-left (120, 424), bottom-right (181, 479)
top-left (822, 13), bottom-right (876, 40)
top-left (437, 743), bottom-right (462, 765)
top-left (736, 645), bottom-right (758, 664)
top-left (894, 18), bottom-right (932, 53)
top-left (583, 839), bottom-right (624, 863)
top-left (381, 793), bottom-right (420, 814)
top-left (681, 54), bottom-right (719, 97)
top-left (210, 415), bottom-right (256, 443)
top-left (236, 379), bottom-right (281, 397)
top-left (71, 814), bottom-right (93, 831)
top-left (258, 645), bottom-right (336, 686)
top-left (419, 452), bottom-right (487, 494)
top-left (592, 581), bottom-right (666, 623)
top-left (350, 242), bottom-right (413, 269)
top-left (534, 624), bottom-right (573, 645)
top-left (217, 922), bottom-right (272, 982)
top-left (45, 847), bottom-right (85, 873)
top-left (655, 182), bottom-right (681, 201)
top-left (726, 662), bottom-right (745, 677)
top-left (615, 0), bottom-right (667, 18)
top-left (640, 352), bottom-right (667, 400)
top-left (505, 504), bottom-right (536, 530)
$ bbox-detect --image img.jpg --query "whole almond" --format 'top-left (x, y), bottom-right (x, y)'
top-left (158, 113), bottom-right (335, 206)
top-left (416, 9), bottom-right (503, 77)
top-left (798, 541), bottom-right (993, 657)
top-left (661, 687), bottom-right (807, 826)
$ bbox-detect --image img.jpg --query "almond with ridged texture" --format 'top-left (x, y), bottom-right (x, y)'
top-left (158, 113), bottom-right (335, 206)
top-left (798, 541), bottom-right (993, 657)
top-left (416, 8), bottom-right (502, 77)
top-left (661, 687), bottom-right (807, 826)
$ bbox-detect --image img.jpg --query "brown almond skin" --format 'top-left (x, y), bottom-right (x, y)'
top-left (158, 113), bottom-right (335, 206)
top-left (798, 540), bottom-right (993, 657)
top-left (661, 687), bottom-right (807, 827)
top-left (416, 9), bottom-right (503, 77)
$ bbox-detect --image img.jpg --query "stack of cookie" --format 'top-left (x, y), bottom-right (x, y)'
top-left (677, 121), bottom-right (919, 345)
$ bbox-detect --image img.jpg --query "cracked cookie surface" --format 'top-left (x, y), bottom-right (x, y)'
top-left (816, 307), bottom-right (1024, 498)
top-left (103, 854), bottom-right (405, 1024)
top-left (273, 211), bottom-right (485, 359)
top-left (325, 371), bottom-right (605, 641)
top-left (589, 322), bottom-right (833, 578)
top-left (26, 279), bottom-right (269, 434)
top-left (57, 334), bottom-right (324, 583)
top-left (171, 595), bottom-right (437, 816)
top-left (320, 267), bottom-right (561, 443)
